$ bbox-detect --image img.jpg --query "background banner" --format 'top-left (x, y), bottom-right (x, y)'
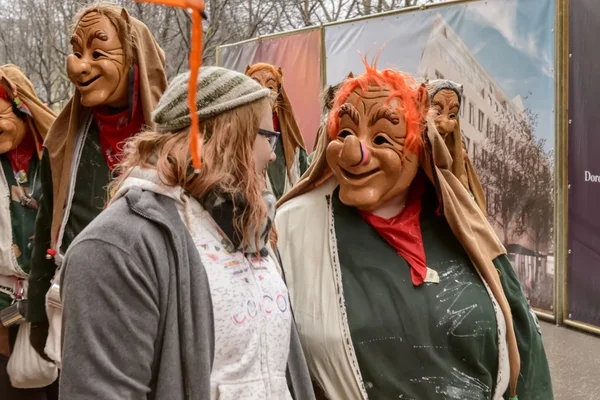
top-left (219, 29), bottom-right (322, 152)
top-left (325, 0), bottom-right (556, 312)
top-left (567, 0), bottom-right (600, 327)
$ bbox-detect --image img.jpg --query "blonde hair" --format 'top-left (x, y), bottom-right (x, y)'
top-left (71, 3), bottom-right (136, 68)
top-left (112, 98), bottom-right (270, 248)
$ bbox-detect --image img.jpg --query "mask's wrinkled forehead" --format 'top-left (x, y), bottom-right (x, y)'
top-left (337, 85), bottom-right (403, 128)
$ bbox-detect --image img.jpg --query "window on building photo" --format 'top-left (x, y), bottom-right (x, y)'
top-left (509, 137), bottom-right (514, 152)
top-left (461, 97), bottom-right (466, 117)
top-left (469, 103), bottom-right (474, 125)
top-left (481, 88), bottom-right (485, 99)
top-left (486, 118), bottom-right (492, 137)
top-left (478, 110), bottom-right (484, 132)
top-left (488, 95), bottom-right (493, 107)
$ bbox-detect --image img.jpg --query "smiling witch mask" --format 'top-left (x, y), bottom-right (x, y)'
top-left (67, 11), bottom-right (130, 108)
top-left (326, 76), bottom-right (429, 212)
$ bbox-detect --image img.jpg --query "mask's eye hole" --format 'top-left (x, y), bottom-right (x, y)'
top-left (338, 130), bottom-right (352, 140)
top-left (374, 135), bottom-right (392, 146)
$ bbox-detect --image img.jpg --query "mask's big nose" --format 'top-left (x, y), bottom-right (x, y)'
top-left (67, 56), bottom-right (91, 79)
top-left (340, 135), bottom-right (370, 167)
top-left (436, 116), bottom-right (455, 136)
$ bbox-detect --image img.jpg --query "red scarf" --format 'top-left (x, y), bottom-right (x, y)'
top-left (92, 65), bottom-right (144, 171)
top-left (359, 173), bottom-right (428, 286)
top-left (273, 111), bottom-right (280, 132)
top-left (6, 131), bottom-right (38, 175)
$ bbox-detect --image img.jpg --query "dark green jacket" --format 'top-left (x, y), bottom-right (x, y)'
top-left (28, 123), bottom-right (110, 323)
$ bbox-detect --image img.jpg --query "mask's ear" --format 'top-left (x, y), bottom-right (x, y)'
top-left (277, 66), bottom-right (283, 78)
top-left (416, 83), bottom-right (430, 118)
top-left (120, 7), bottom-right (131, 25)
top-left (0, 75), bottom-right (17, 99)
top-left (245, 64), bottom-right (251, 75)
top-left (346, 71), bottom-right (354, 79)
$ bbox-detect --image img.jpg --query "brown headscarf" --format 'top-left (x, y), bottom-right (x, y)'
top-left (245, 63), bottom-right (306, 179)
top-left (277, 81), bottom-right (521, 398)
top-left (426, 79), bottom-right (487, 214)
top-left (44, 7), bottom-right (167, 247)
top-left (0, 64), bottom-right (56, 152)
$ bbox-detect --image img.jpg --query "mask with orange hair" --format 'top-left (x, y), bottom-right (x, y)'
top-left (325, 66), bottom-right (429, 211)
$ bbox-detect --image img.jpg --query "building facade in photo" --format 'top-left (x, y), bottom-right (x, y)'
top-left (418, 15), bottom-right (554, 310)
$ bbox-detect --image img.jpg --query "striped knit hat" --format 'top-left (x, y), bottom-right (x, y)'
top-left (152, 66), bottom-right (271, 132)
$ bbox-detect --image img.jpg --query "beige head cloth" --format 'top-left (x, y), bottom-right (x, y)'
top-left (0, 64), bottom-right (57, 154)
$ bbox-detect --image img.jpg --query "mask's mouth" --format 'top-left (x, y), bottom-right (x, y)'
top-left (78, 75), bottom-right (101, 87)
top-left (341, 167), bottom-right (381, 181)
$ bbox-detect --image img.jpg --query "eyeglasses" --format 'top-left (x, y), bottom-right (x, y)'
top-left (258, 128), bottom-right (281, 151)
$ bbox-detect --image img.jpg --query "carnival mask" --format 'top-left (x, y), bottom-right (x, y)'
top-left (430, 89), bottom-right (459, 139)
top-left (326, 86), bottom-right (422, 211)
top-left (67, 12), bottom-right (129, 108)
top-left (0, 97), bottom-right (27, 154)
top-left (247, 66), bottom-right (281, 107)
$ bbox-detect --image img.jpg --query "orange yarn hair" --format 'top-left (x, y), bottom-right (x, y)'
top-left (327, 58), bottom-right (426, 157)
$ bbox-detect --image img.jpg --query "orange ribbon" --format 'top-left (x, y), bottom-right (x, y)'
top-left (135, 0), bottom-right (206, 172)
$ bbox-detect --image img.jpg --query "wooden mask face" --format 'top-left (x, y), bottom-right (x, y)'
top-left (248, 68), bottom-right (280, 109)
top-left (0, 97), bottom-right (27, 154)
top-left (430, 89), bottom-right (460, 139)
top-left (326, 85), bottom-right (420, 211)
top-left (67, 12), bottom-right (129, 108)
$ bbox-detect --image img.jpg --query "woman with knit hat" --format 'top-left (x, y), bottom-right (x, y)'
top-left (58, 66), bottom-right (314, 400)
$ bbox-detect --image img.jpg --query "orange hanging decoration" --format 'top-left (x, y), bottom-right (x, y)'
top-left (135, 0), bottom-right (207, 172)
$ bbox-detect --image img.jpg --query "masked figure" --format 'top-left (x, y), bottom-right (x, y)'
top-left (0, 65), bottom-right (57, 398)
top-left (26, 4), bottom-right (167, 366)
top-left (245, 63), bottom-right (308, 199)
top-left (427, 79), bottom-right (486, 215)
top-left (275, 63), bottom-right (552, 399)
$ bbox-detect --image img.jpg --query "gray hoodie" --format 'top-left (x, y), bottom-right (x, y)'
top-left (59, 169), bottom-right (315, 400)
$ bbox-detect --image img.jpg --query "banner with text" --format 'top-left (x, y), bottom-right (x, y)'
top-left (567, 0), bottom-right (600, 327)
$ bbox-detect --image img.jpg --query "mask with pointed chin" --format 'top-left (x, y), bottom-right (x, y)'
top-left (326, 86), bottom-right (420, 211)
top-left (66, 12), bottom-right (128, 108)
top-left (430, 89), bottom-right (459, 139)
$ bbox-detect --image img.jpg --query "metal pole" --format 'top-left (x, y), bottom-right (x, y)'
top-left (553, 0), bottom-right (569, 325)
top-left (320, 24), bottom-right (327, 89)
top-left (564, 319), bottom-right (600, 337)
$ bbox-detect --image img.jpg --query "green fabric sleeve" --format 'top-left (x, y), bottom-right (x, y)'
top-left (298, 148), bottom-right (309, 176)
top-left (494, 255), bottom-right (554, 400)
top-left (27, 148), bottom-right (57, 324)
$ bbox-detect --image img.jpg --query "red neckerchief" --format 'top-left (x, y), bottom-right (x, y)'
top-left (359, 173), bottom-right (428, 286)
top-left (6, 131), bottom-right (37, 175)
top-left (272, 111), bottom-right (280, 132)
top-left (92, 65), bottom-right (144, 171)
